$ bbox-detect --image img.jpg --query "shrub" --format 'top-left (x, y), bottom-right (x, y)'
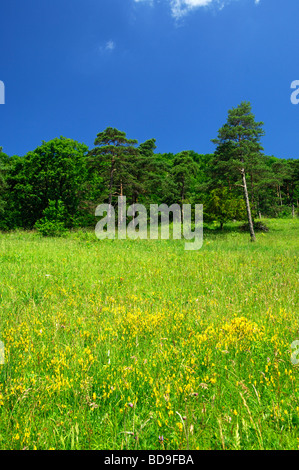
top-left (35, 200), bottom-right (67, 237)
top-left (239, 220), bottom-right (269, 233)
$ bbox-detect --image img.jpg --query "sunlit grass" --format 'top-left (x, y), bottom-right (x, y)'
top-left (0, 218), bottom-right (298, 449)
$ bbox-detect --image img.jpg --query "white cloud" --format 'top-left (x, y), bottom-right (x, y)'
top-left (134, 0), bottom-right (261, 19)
top-left (99, 40), bottom-right (116, 54)
top-left (171, 0), bottom-right (215, 18)
top-left (134, 0), bottom-right (154, 4)
top-left (105, 40), bottom-right (115, 51)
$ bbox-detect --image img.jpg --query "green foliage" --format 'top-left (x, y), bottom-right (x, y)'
top-left (239, 220), bottom-right (269, 232)
top-left (0, 149), bottom-right (9, 220)
top-left (171, 151), bottom-right (198, 206)
top-left (211, 101), bottom-right (265, 165)
top-left (0, 113), bottom-right (298, 233)
top-left (204, 187), bottom-right (247, 229)
top-left (211, 102), bottom-right (266, 241)
top-left (88, 127), bottom-right (139, 208)
top-left (35, 200), bottom-right (67, 237)
top-left (2, 137), bottom-right (88, 229)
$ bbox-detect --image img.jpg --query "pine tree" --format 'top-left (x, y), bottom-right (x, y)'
top-left (88, 128), bottom-right (139, 216)
top-left (171, 151), bottom-right (197, 217)
top-left (211, 102), bottom-right (265, 242)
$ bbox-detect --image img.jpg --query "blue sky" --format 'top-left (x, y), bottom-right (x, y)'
top-left (0, 0), bottom-right (299, 159)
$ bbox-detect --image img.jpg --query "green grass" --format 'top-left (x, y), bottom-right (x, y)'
top-left (0, 218), bottom-right (298, 450)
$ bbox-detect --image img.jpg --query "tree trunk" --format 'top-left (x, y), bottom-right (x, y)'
top-left (256, 196), bottom-right (261, 220)
top-left (241, 168), bottom-right (256, 242)
top-left (132, 192), bottom-right (138, 228)
top-left (120, 180), bottom-right (124, 225)
top-left (278, 185), bottom-right (283, 206)
top-left (250, 173), bottom-right (254, 206)
top-left (181, 179), bottom-right (185, 220)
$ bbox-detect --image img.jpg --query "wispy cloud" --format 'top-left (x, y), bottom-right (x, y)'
top-left (171, 0), bottom-right (216, 19)
top-left (99, 40), bottom-right (116, 54)
top-left (105, 40), bottom-right (116, 51)
top-left (134, 0), bottom-right (261, 19)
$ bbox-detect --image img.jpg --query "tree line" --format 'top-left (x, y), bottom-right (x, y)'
top-left (0, 102), bottom-right (298, 237)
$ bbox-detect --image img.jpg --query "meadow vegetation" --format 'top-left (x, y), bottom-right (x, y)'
top-left (0, 218), bottom-right (298, 450)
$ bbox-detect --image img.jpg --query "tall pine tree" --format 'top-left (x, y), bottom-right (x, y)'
top-left (211, 102), bottom-right (265, 242)
top-left (88, 127), bottom-right (139, 215)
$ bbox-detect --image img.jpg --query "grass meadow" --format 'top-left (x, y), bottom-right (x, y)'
top-left (0, 218), bottom-right (298, 450)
